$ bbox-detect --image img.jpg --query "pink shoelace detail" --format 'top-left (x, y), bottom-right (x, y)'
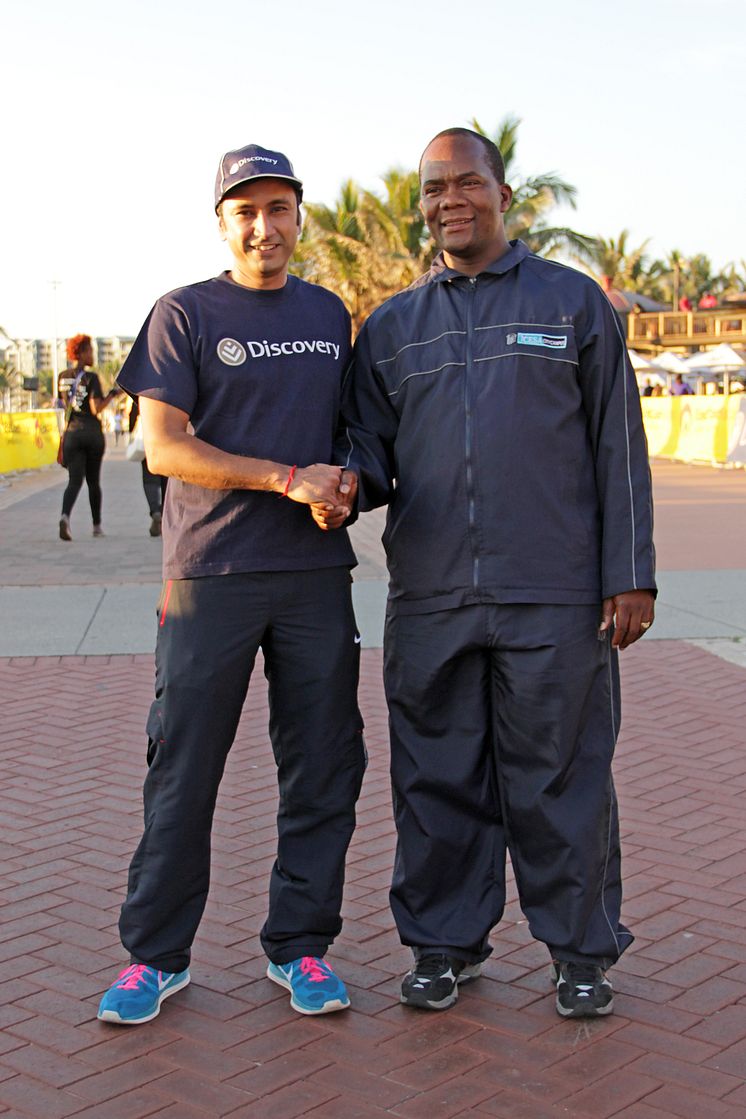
top-left (299, 957), bottom-right (331, 983)
top-left (115, 964), bottom-right (156, 990)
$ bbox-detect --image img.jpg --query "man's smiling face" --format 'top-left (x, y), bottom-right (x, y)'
top-left (218, 179), bottom-right (300, 290)
top-left (419, 133), bottom-right (513, 275)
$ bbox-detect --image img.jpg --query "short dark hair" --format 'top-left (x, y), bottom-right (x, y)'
top-left (419, 128), bottom-right (506, 185)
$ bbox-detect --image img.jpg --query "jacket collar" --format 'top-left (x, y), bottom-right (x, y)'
top-left (430, 239), bottom-right (531, 284)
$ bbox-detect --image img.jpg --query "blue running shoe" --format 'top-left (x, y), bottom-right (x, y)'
top-left (97, 964), bottom-right (190, 1025)
top-left (267, 956), bottom-right (350, 1015)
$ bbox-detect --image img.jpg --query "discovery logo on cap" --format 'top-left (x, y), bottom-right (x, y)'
top-left (214, 144), bottom-right (303, 210)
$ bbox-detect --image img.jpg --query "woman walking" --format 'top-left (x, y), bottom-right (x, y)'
top-left (58, 334), bottom-right (121, 540)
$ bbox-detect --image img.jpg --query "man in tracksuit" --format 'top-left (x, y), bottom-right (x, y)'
top-left (339, 128), bottom-right (656, 1017)
top-left (96, 144), bottom-right (365, 1025)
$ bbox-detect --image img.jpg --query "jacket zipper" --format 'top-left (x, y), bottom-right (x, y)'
top-left (464, 277), bottom-right (479, 592)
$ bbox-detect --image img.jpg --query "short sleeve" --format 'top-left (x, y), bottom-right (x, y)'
top-left (117, 296), bottom-right (198, 416)
top-left (87, 373), bottom-right (104, 399)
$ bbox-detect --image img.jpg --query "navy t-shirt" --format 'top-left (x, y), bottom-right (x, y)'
top-left (118, 272), bottom-right (356, 579)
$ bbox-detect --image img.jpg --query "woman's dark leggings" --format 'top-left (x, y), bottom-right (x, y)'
top-left (61, 421), bottom-right (105, 522)
top-left (141, 461), bottom-right (163, 517)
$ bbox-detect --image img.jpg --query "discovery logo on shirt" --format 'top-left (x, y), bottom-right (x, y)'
top-left (217, 338), bottom-right (341, 365)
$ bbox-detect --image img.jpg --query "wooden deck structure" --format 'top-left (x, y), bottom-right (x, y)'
top-left (628, 307), bottom-right (746, 353)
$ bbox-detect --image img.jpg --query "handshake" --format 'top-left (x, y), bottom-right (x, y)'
top-left (281, 464), bottom-right (358, 532)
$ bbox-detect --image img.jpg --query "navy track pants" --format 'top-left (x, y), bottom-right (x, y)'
top-left (384, 602), bottom-right (632, 969)
top-left (119, 568), bottom-right (366, 972)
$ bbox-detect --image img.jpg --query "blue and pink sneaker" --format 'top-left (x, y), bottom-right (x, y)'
top-left (97, 963), bottom-right (190, 1025)
top-left (267, 956), bottom-right (350, 1015)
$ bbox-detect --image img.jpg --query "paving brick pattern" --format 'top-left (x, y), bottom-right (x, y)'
top-left (1, 638), bottom-right (746, 1118)
top-left (2, 453), bottom-right (746, 1116)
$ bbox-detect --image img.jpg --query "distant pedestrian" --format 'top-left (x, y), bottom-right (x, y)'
top-left (113, 411), bottom-right (124, 446)
top-left (671, 373), bottom-right (693, 396)
top-left (58, 334), bottom-right (121, 541)
top-left (127, 396), bottom-right (165, 536)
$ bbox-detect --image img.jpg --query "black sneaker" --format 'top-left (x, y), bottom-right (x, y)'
top-left (553, 960), bottom-right (613, 1018)
top-left (401, 954), bottom-right (482, 1011)
top-left (149, 512), bottom-right (162, 537)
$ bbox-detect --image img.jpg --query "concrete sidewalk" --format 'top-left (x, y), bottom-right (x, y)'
top-left (0, 446), bottom-right (390, 655)
top-left (1, 451), bottom-right (746, 1118)
top-left (1, 452), bottom-right (746, 658)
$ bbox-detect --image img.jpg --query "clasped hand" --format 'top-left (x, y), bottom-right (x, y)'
top-left (282, 463), bottom-right (358, 531)
top-left (311, 470), bottom-right (358, 532)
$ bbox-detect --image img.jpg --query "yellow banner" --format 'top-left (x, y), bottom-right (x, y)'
top-left (641, 396), bottom-right (746, 466)
top-left (0, 411), bottom-right (62, 473)
top-left (4, 401), bottom-right (745, 474)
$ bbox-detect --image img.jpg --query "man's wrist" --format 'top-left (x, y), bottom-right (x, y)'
top-left (264, 463), bottom-right (291, 494)
top-left (281, 465), bottom-right (298, 497)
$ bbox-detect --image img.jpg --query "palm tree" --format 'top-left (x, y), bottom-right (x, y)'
top-left (378, 168), bottom-right (431, 265)
top-left (293, 180), bottom-right (421, 331)
top-left (296, 115), bottom-right (597, 324)
top-left (0, 326), bottom-right (18, 411)
top-left (720, 260), bottom-right (746, 299)
top-left (583, 230), bottom-right (653, 294)
top-left (646, 250), bottom-right (731, 309)
top-left (470, 116), bottom-right (597, 260)
top-left (0, 364), bottom-right (11, 412)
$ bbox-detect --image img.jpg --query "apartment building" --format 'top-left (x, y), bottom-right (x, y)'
top-left (0, 336), bottom-right (135, 409)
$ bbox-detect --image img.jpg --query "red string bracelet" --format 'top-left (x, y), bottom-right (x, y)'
top-left (281, 465), bottom-right (297, 497)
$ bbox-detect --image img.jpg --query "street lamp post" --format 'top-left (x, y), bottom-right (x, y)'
top-left (50, 279), bottom-right (62, 403)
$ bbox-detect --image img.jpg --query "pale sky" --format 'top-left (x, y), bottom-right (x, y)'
top-left (2, 0), bottom-right (744, 340)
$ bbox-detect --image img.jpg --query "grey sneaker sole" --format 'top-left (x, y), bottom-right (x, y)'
top-left (556, 997), bottom-right (614, 1018)
top-left (459, 962), bottom-right (483, 984)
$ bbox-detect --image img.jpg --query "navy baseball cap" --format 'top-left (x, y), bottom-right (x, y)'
top-left (214, 144), bottom-right (303, 210)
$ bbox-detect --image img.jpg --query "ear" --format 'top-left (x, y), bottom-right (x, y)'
top-left (499, 183), bottom-right (513, 213)
top-left (217, 211), bottom-right (227, 241)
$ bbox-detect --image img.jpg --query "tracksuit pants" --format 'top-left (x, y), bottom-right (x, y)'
top-left (384, 602), bottom-right (632, 969)
top-left (119, 568), bottom-right (366, 972)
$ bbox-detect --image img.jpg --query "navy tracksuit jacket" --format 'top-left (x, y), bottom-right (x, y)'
top-left (342, 240), bottom-right (656, 965)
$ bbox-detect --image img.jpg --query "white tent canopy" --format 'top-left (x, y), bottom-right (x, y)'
top-left (627, 349), bottom-right (655, 371)
top-left (651, 352), bottom-right (690, 374)
top-left (636, 370), bottom-right (666, 388)
top-left (684, 344), bottom-right (746, 371)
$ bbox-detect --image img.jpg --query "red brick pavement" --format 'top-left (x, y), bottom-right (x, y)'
top-left (2, 638), bottom-right (746, 1118)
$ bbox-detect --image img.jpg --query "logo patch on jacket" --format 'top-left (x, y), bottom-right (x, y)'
top-left (507, 332), bottom-right (568, 350)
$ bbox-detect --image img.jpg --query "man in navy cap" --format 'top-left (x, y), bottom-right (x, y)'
top-left (97, 144), bottom-right (364, 1025)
